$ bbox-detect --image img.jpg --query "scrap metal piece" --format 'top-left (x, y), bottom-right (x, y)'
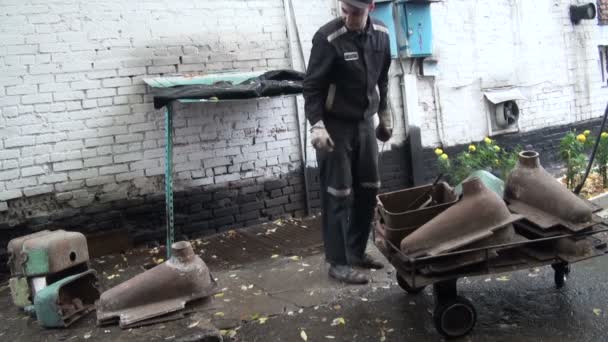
top-left (34, 269), bottom-right (100, 328)
top-left (9, 277), bottom-right (31, 308)
top-left (12, 230), bottom-right (90, 277)
top-left (377, 182), bottom-right (458, 250)
top-left (400, 177), bottom-right (522, 257)
top-left (505, 151), bottom-right (593, 231)
top-left (96, 241), bottom-right (217, 329)
top-left (7, 230), bottom-right (53, 276)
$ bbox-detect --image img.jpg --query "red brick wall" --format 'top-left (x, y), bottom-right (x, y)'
top-left (599, 0), bottom-right (608, 25)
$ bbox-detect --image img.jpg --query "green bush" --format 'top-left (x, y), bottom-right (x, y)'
top-left (559, 130), bottom-right (593, 190)
top-left (435, 137), bottom-right (521, 186)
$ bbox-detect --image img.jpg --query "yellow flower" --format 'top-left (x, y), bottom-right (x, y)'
top-left (493, 145), bottom-right (500, 152)
top-left (602, 132), bottom-right (608, 139)
top-left (484, 137), bottom-right (492, 145)
top-left (495, 159), bottom-right (500, 165)
top-left (440, 153), bottom-right (448, 160)
top-left (434, 148), bottom-right (444, 156)
top-left (577, 134), bottom-right (586, 143)
top-left (468, 145), bottom-right (476, 152)
top-left (584, 130), bottom-right (591, 136)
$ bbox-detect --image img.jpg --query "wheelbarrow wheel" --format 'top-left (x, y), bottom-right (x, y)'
top-left (552, 262), bottom-right (570, 289)
top-left (433, 296), bottom-right (477, 339)
top-left (396, 273), bottom-right (425, 294)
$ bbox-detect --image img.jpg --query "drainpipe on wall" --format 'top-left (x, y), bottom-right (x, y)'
top-left (431, 76), bottom-right (446, 146)
top-left (283, 0), bottom-right (312, 216)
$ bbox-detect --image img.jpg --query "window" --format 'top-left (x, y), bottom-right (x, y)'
top-left (600, 46), bottom-right (608, 86)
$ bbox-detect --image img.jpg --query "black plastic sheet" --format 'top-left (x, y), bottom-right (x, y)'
top-left (151, 69), bottom-right (305, 109)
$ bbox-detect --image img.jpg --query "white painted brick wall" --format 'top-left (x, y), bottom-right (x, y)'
top-left (0, 0), bottom-right (304, 204)
top-left (3, 0), bottom-right (601, 208)
top-left (414, 0), bottom-right (608, 147)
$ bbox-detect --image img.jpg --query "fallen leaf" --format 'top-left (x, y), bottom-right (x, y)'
top-left (165, 336), bottom-right (175, 340)
top-left (496, 276), bottom-right (509, 282)
top-left (248, 284), bottom-right (254, 289)
top-left (593, 308), bottom-right (602, 316)
top-left (188, 321), bottom-right (199, 328)
top-left (289, 256), bottom-right (301, 261)
top-left (361, 298), bottom-right (368, 302)
top-left (226, 230), bottom-right (238, 239)
top-left (241, 285), bottom-right (248, 291)
top-left (230, 274), bottom-right (237, 278)
top-left (298, 268), bottom-right (305, 272)
top-left (298, 308), bottom-right (304, 314)
top-left (84, 332), bottom-right (92, 339)
top-left (331, 317), bottom-right (346, 326)
top-left (271, 254), bottom-right (279, 259)
top-left (214, 293), bottom-right (224, 298)
top-left (325, 336), bottom-right (335, 339)
top-left (300, 330), bottom-right (308, 341)
top-left (107, 274), bottom-right (120, 280)
top-left (333, 305), bottom-right (341, 310)
top-left (228, 330), bottom-right (237, 338)
top-left (154, 258), bottom-right (165, 264)
top-left (258, 317), bottom-right (268, 324)
top-left (104, 330), bottom-right (110, 333)
top-left (302, 263), bottom-right (310, 267)
top-left (214, 312), bottom-right (225, 317)
top-left (484, 278), bottom-right (491, 282)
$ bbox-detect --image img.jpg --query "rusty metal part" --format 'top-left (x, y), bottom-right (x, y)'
top-left (400, 177), bottom-right (522, 257)
top-left (421, 230), bottom-right (529, 274)
top-left (377, 182), bottom-right (458, 250)
top-left (8, 230), bottom-right (90, 277)
top-left (505, 150), bottom-right (593, 231)
top-left (34, 269), bottom-right (100, 328)
top-left (96, 241), bottom-right (217, 329)
top-left (7, 230), bottom-right (53, 276)
top-left (555, 237), bottom-right (593, 257)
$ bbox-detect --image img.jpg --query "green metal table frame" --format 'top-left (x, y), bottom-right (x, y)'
top-left (164, 102), bottom-right (175, 259)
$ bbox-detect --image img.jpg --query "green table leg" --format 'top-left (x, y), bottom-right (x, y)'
top-left (164, 102), bottom-right (174, 259)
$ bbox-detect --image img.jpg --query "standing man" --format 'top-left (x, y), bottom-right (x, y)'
top-left (303, 0), bottom-right (393, 284)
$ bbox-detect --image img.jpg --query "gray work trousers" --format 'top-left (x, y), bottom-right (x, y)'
top-left (317, 116), bottom-right (380, 266)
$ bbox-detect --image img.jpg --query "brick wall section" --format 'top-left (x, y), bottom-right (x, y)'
top-left (0, 0), bottom-right (303, 228)
top-left (599, 0), bottom-right (608, 25)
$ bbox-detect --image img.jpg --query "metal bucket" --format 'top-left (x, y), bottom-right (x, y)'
top-left (377, 182), bottom-right (458, 249)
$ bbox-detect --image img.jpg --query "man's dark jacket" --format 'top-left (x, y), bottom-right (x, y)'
top-left (303, 17), bottom-right (391, 125)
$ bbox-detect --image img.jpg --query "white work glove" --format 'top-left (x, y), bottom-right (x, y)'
top-left (310, 120), bottom-right (335, 152)
top-left (376, 109), bottom-right (393, 142)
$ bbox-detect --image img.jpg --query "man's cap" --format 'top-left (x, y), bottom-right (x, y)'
top-left (341, 0), bottom-right (373, 9)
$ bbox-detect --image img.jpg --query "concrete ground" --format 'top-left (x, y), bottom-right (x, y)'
top-left (1, 213), bottom-right (607, 342)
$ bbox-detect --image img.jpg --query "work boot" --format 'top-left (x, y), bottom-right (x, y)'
top-left (328, 264), bottom-right (369, 284)
top-left (351, 253), bottom-right (384, 270)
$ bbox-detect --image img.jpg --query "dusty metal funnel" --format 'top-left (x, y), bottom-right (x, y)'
top-left (96, 241), bottom-right (216, 328)
top-left (505, 151), bottom-right (593, 230)
top-left (400, 177), bottom-right (521, 257)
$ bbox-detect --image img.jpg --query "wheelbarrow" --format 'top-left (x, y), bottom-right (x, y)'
top-left (373, 181), bottom-right (608, 339)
